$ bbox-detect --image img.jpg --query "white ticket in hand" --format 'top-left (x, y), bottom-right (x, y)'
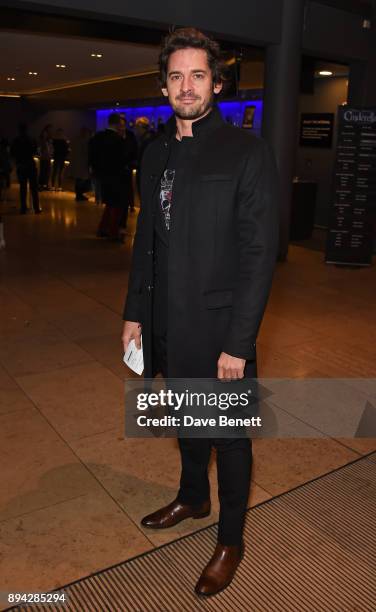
top-left (123, 338), bottom-right (144, 375)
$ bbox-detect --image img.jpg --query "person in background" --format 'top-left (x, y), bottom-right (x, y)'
top-left (89, 113), bottom-right (135, 241)
top-left (0, 137), bottom-right (11, 248)
top-left (0, 137), bottom-right (11, 203)
top-left (11, 123), bottom-right (41, 215)
top-left (119, 113), bottom-right (138, 214)
top-left (52, 128), bottom-right (69, 191)
top-left (69, 127), bottom-right (91, 202)
top-left (134, 116), bottom-right (156, 193)
top-left (157, 117), bottom-right (165, 135)
top-left (38, 124), bottom-right (53, 190)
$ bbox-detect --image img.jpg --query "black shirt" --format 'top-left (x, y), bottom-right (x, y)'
top-left (11, 135), bottom-right (38, 167)
top-left (153, 136), bottom-right (193, 335)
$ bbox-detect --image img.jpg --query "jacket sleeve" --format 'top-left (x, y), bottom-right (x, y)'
top-left (222, 137), bottom-right (280, 360)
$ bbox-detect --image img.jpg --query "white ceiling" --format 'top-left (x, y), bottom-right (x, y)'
top-left (0, 31), bottom-right (160, 94)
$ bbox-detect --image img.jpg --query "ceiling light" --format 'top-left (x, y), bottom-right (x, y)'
top-left (7, 77), bottom-right (15, 81)
top-left (91, 53), bottom-right (103, 58)
top-left (319, 70), bottom-right (333, 76)
top-left (28, 71), bottom-right (38, 76)
top-left (56, 64), bottom-right (67, 69)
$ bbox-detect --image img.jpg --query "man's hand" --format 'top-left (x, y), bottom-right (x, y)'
top-left (217, 352), bottom-right (246, 380)
top-left (122, 320), bottom-right (142, 352)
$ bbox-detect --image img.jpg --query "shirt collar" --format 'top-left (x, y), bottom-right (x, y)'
top-left (164, 105), bottom-right (224, 141)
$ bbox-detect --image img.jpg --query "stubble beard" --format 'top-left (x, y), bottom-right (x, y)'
top-left (172, 92), bottom-right (214, 121)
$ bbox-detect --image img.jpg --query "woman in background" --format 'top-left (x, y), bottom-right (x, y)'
top-left (52, 128), bottom-right (69, 191)
top-left (38, 124), bottom-right (53, 190)
top-left (0, 136), bottom-right (11, 248)
top-left (69, 127), bottom-right (91, 202)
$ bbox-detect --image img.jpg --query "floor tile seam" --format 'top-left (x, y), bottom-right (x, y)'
top-left (250, 450), bottom-right (375, 512)
top-left (23, 419), bottom-right (159, 549)
top-left (273, 343), bottom-right (376, 370)
top-left (259, 395), bottom-right (348, 441)
top-left (266, 303), bottom-right (344, 320)
top-left (0, 375), bottom-right (151, 540)
top-left (67, 426), bottom-right (120, 445)
top-left (73, 336), bottom-right (131, 381)
top-left (0, 405), bottom-right (32, 418)
top-left (259, 336), bottom-right (323, 352)
top-left (262, 310), bottom-right (337, 334)
top-left (0, 492), bottom-right (89, 525)
top-left (288, 337), bottom-right (376, 359)
top-left (41, 269), bottom-right (124, 319)
top-left (3, 281), bottom-right (128, 383)
top-left (0, 470), bottom-right (156, 552)
top-left (248, 482), bottom-right (273, 504)
top-left (8, 356), bottom-right (97, 382)
top-left (332, 437), bottom-right (376, 455)
top-left (3, 269), bottom-right (122, 327)
top-left (1, 278), bottom-right (116, 366)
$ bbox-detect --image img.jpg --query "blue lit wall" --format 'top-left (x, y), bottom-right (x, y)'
top-left (96, 99), bottom-right (263, 134)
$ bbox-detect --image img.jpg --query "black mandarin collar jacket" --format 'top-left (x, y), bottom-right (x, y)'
top-left (123, 106), bottom-right (279, 378)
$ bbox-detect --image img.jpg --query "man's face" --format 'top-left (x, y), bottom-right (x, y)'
top-left (118, 118), bottom-right (126, 136)
top-left (134, 123), bottom-right (146, 138)
top-left (162, 48), bottom-right (222, 120)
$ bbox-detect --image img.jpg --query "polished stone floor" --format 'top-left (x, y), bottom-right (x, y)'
top-left (0, 188), bottom-right (375, 601)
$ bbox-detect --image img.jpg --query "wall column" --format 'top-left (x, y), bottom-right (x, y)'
top-left (262, 0), bottom-right (305, 261)
top-left (348, 16), bottom-right (376, 107)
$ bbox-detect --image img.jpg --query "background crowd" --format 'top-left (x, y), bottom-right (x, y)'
top-left (0, 112), bottom-right (160, 244)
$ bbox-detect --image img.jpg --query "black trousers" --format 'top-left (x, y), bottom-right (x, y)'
top-left (52, 158), bottom-right (65, 188)
top-left (39, 158), bottom-right (51, 188)
top-left (17, 163), bottom-right (40, 213)
top-left (152, 333), bottom-right (252, 545)
top-left (75, 178), bottom-right (90, 199)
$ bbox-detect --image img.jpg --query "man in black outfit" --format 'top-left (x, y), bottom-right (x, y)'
top-left (11, 123), bottom-right (41, 214)
top-left (90, 113), bottom-right (136, 240)
top-left (122, 28), bottom-right (279, 596)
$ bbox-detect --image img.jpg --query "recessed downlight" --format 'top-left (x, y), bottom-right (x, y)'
top-left (7, 77), bottom-right (15, 81)
top-left (91, 53), bottom-right (103, 58)
top-left (56, 64), bottom-right (67, 69)
top-left (28, 71), bottom-right (38, 76)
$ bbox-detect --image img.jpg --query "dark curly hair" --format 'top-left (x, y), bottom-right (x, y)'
top-left (158, 27), bottom-right (227, 88)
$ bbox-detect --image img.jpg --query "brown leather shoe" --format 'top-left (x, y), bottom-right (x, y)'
top-left (195, 542), bottom-right (244, 597)
top-left (141, 498), bottom-right (210, 529)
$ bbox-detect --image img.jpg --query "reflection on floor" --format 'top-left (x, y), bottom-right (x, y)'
top-left (0, 188), bottom-right (375, 602)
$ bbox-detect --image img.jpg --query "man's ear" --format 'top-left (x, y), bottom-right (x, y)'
top-left (161, 87), bottom-right (169, 97)
top-left (213, 82), bottom-right (223, 95)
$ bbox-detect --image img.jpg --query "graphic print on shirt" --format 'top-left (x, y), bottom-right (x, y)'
top-left (160, 169), bottom-right (175, 231)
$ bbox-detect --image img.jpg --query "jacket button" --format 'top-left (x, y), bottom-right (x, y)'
top-left (147, 285), bottom-right (154, 291)
top-left (147, 250), bottom-right (153, 255)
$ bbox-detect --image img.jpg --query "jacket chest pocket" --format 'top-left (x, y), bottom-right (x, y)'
top-left (204, 289), bottom-right (233, 309)
top-left (195, 174), bottom-right (236, 221)
top-left (199, 174), bottom-right (233, 182)
top-left (197, 174), bottom-right (234, 201)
